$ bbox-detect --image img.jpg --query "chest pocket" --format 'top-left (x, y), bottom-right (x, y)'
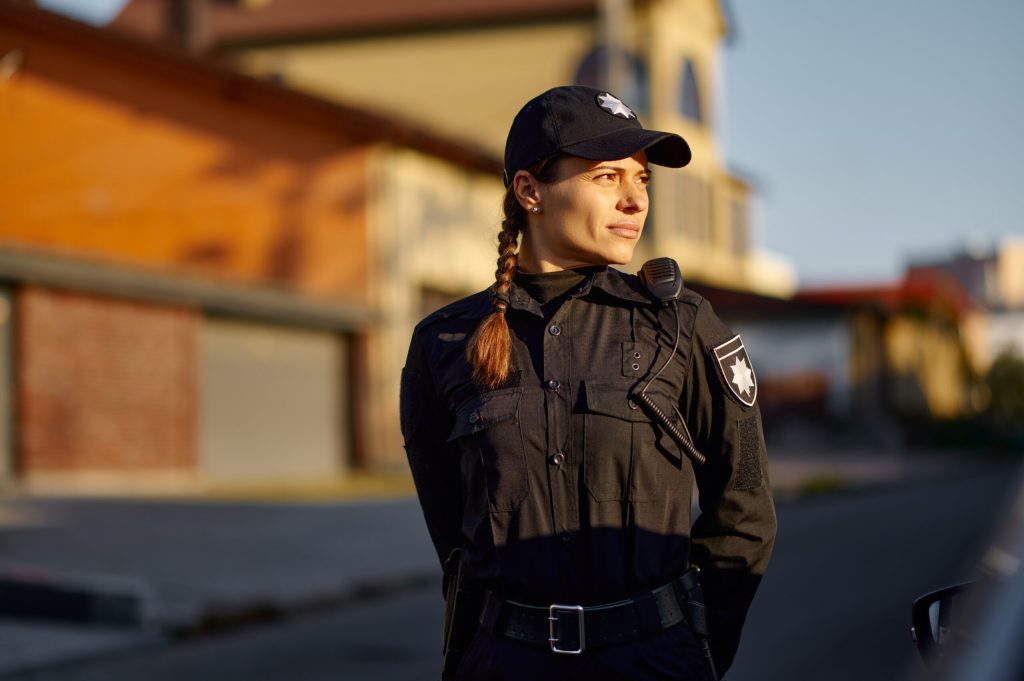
top-left (448, 387), bottom-right (528, 513)
top-left (582, 381), bottom-right (685, 503)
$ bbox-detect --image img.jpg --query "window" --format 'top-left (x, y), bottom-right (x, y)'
top-left (676, 173), bottom-right (712, 244)
top-left (574, 45), bottom-right (649, 114)
top-left (730, 198), bottom-right (749, 255)
top-left (679, 58), bottom-right (703, 124)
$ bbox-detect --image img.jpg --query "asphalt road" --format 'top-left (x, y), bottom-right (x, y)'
top-left (13, 466), bottom-right (1021, 681)
top-left (728, 468), bottom-right (1021, 681)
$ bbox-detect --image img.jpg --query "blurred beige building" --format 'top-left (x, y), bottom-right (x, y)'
top-left (111, 0), bottom-right (796, 297)
top-left (694, 270), bottom-right (979, 446)
top-left (907, 238), bottom-right (1024, 372)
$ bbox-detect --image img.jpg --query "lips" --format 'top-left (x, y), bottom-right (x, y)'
top-left (608, 222), bottom-right (641, 239)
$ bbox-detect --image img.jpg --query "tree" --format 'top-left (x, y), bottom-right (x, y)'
top-left (984, 350), bottom-right (1024, 429)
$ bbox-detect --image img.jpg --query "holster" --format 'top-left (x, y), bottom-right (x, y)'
top-left (441, 549), bottom-right (483, 680)
top-left (676, 569), bottom-right (718, 681)
top-left (675, 569), bottom-right (709, 639)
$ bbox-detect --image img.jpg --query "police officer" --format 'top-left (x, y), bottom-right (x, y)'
top-left (400, 85), bottom-right (776, 681)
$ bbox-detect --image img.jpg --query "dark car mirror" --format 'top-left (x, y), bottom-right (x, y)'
top-left (911, 582), bottom-right (979, 668)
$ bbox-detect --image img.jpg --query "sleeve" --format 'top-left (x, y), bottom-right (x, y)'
top-left (683, 300), bottom-right (777, 677)
top-left (400, 328), bottom-right (464, 570)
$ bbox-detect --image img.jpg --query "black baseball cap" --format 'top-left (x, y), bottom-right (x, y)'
top-left (503, 85), bottom-right (691, 186)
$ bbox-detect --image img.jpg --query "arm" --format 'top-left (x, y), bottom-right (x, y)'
top-left (684, 300), bottom-right (777, 677)
top-left (400, 329), bottom-right (463, 569)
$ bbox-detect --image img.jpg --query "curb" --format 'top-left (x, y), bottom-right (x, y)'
top-left (169, 570), bottom-right (440, 639)
top-left (0, 566), bottom-right (149, 627)
top-left (0, 568), bottom-right (440, 678)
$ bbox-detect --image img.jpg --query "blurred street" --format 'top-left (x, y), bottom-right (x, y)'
top-left (1, 456), bottom-right (1019, 681)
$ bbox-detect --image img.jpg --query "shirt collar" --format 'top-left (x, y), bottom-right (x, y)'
top-left (505, 266), bottom-right (651, 317)
top-left (586, 267), bottom-right (653, 304)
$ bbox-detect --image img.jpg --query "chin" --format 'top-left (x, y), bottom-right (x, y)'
top-left (570, 244), bottom-right (638, 267)
top-left (603, 247), bottom-right (639, 265)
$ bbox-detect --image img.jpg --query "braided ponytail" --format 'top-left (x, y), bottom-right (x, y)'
top-left (467, 189), bottom-right (523, 389)
top-left (468, 157), bottom-right (564, 389)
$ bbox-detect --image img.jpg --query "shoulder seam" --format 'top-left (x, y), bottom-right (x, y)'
top-left (415, 290), bottom-right (491, 330)
top-left (679, 287), bottom-right (704, 309)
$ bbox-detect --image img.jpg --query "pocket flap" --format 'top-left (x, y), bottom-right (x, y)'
top-left (583, 381), bottom-right (651, 422)
top-left (447, 388), bottom-right (523, 441)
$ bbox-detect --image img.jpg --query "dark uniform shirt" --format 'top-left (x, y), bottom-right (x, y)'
top-left (400, 266), bottom-right (776, 675)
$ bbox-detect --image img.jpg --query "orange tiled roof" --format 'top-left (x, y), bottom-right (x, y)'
top-left (3, 3), bottom-right (502, 175)
top-left (796, 269), bottom-right (977, 321)
top-left (110, 0), bottom-right (606, 45)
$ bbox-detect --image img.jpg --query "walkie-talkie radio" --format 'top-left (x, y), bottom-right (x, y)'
top-left (639, 257), bottom-right (683, 304)
top-left (636, 258), bottom-right (707, 467)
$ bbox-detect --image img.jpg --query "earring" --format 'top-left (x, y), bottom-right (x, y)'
top-left (529, 205), bottom-right (541, 214)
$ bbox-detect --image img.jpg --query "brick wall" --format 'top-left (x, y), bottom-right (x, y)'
top-left (16, 286), bottom-right (198, 475)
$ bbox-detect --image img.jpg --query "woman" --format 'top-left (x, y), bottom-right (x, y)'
top-left (401, 85), bottom-right (776, 681)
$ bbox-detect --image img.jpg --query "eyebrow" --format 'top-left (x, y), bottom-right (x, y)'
top-left (591, 165), bottom-right (652, 174)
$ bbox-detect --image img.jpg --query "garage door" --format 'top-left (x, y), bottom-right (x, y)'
top-left (200, 317), bottom-right (348, 482)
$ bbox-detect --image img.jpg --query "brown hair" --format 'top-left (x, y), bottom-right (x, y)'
top-left (466, 157), bottom-right (564, 388)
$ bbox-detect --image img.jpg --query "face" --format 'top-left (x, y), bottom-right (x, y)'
top-left (515, 152), bottom-right (650, 272)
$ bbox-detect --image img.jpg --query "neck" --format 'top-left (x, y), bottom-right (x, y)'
top-left (517, 242), bottom-right (601, 273)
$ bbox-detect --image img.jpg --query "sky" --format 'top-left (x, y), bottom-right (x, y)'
top-left (36, 0), bottom-right (120, 24)
top-left (38, 0), bottom-right (1024, 286)
top-left (722, 0), bottom-right (1024, 284)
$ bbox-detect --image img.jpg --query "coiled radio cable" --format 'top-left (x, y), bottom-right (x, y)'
top-left (632, 302), bottom-right (707, 467)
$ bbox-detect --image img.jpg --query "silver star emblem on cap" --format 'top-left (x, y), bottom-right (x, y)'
top-left (597, 92), bottom-right (635, 119)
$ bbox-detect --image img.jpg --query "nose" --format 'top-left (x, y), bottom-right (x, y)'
top-left (618, 180), bottom-right (648, 214)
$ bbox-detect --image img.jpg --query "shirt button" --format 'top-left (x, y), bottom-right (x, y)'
top-left (549, 452), bottom-right (565, 466)
top-left (546, 379), bottom-right (560, 390)
top-left (548, 325), bottom-right (562, 336)
top-left (469, 412), bottom-right (480, 424)
top-left (561, 532), bottom-right (571, 543)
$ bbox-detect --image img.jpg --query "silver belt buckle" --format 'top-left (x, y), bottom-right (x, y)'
top-left (548, 604), bottom-right (585, 654)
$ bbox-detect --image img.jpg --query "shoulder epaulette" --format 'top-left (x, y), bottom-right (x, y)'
top-left (415, 289), bottom-right (492, 331)
top-left (678, 288), bottom-right (704, 309)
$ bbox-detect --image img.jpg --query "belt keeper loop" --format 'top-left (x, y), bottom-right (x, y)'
top-left (678, 568), bottom-right (701, 593)
top-left (672, 570), bottom-right (692, 602)
top-left (478, 591), bottom-right (501, 635)
top-left (670, 578), bottom-right (688, 620)
top-left (634, 592), bottom-right (663, 636)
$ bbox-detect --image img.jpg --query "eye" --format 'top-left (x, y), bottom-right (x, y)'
top-left (637, 174), bottom-right (651, 185)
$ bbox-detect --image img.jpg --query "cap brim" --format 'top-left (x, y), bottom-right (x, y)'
top-left (561, 128), bottom-right (691, 168)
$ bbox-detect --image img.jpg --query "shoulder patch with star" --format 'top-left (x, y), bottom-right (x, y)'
top-left (712, 334), bottom-right (757, 407)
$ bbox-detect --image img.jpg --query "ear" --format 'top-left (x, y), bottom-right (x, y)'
top-left (512, 170), bottom-right (543, 213)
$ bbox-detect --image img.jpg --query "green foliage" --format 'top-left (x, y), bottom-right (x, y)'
top-left (975, 350), bottom-right (1024, 453)
top-left (984, 350), bottom-right (1024, 425)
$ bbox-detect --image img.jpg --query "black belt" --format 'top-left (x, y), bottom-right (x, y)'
top-left (480, 571), bottom-right (700, 655)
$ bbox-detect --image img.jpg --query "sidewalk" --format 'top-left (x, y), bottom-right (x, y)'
top-left (0, 496), bottom-right (438, 677)
top-left (767, 448), bottom-right (975, 500)
top-left (0, 449), bottom-right (983, 677)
